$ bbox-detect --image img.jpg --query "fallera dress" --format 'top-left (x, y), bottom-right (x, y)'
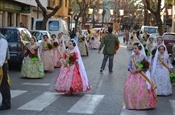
top-left (40, 41), bottom-right (54, 71)
top-left (21, 44), bottom-right (44, 78)
top-left (55, 49), bottom-right (91, 94)
top-left (124, 54), bottom-right (157, 110)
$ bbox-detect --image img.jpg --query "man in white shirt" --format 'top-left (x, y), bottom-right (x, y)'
top-left (0, 34), bottom-right (11, 110)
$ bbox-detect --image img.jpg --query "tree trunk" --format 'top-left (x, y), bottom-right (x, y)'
top-left (144, 9), bottom-right (149, 25)
top-left (155, 14), bottom-right (163, 35)
top-left (40, 16), bottom-right (49, 30)
top-left (75, 19), bottom-right (79, 32)
top-left (82, 12), bottom-right (85, 29)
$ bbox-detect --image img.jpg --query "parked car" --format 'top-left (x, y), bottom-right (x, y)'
top-left (30, 30), bottom-right (51, 46)
top-left (162, 32), bottom-right (175, 54)
top-left (0, 27), bottom-right (31, 69)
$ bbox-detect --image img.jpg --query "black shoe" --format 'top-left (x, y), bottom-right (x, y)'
top-left (100, 69), bottom-right (103, 73)
top-left (109, 71), bottom-right (113, 73)
top-left (0, 105), bottom-right (11, 110)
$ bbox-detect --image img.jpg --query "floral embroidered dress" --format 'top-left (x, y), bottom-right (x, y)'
top-left (55, 49), bottom-right (91, 94)
top-left (21, 44), bottom-right (44, 78)
top-left (124, 54), bottom-right (157, 110)
top-left (57, 37), bottom-right (66, 53)
top-left (78, 34), bottom-right (88, 56)
top-left (51, 39), bottom-right (61, 67)
top-left (40, 42), bottom-right (54, 71)
top-left (151, 54), bottom-right (172, 96)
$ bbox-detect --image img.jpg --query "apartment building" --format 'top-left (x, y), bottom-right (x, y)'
top-left (0, 0), bottom-right (70, 30)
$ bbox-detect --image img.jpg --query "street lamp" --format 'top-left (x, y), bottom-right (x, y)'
top-left (88, 8), bottom-right (95, 28)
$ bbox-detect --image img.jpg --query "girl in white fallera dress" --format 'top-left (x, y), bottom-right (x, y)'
top-left (145, 37), bottom-right (156, 63)
top-left (151, 44), bottom-right (173, 96)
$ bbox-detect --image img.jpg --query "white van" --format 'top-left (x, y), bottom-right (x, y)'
top-left (140, 26), bottom-right (159, 40)
top-left (32, 18), bottom-right (70, 45)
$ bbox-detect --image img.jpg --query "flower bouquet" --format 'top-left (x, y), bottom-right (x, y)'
top-left (46, 43), bottom-right (53, 50)
top-left (145, 49), bottom-right (151, 56)
top-left (53, 42), bottom-right (59, 48)
top-left (170, 72), bottom-right (175, 83)
top-left (29, 53), bottom-right (38, 63)
top-left (65, 52), bottom-right (77, 67)
top-left (137, 58), bottom-right (150, 71)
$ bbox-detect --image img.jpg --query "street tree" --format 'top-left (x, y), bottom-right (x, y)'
top-left (70, 0), bottom-right (104, 31)
top-left (142, 0), bottom-right (173, 35)
top-left (35, 0), bottom-right (63, 30)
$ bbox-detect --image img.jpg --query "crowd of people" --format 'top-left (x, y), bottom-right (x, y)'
top-left (123, 30), bottom-right (174, 110)
top-left (1, 25), bottom-right (174, 112)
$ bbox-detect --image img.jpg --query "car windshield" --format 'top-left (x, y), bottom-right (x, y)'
top-left (144, 27), bottom-right (157, 33)
top-left (0, 29), bottom-right (17, 42)
top-left (31, 31), bottom-right (47, 40)
top-left (48, 21), bottom-right (59, 31)
top-left (163, 34), bottom-right (175, 40)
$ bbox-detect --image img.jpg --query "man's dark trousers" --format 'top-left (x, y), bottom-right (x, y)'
top-left (100, 54), bottom-right (114, 72)
top-left (0, 63), bottom-right (11, 108)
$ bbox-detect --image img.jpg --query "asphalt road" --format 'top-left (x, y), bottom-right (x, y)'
top-left (1, 36), bottom-right (175, 115)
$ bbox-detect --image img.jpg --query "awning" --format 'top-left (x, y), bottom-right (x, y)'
top-left (13, 0), bottom-right (37, 6)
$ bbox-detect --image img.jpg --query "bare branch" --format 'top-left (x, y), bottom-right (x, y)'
top-left (35, 0), bottom-right (47, 16)
top-left (48, 0), bottom-right (63, 17)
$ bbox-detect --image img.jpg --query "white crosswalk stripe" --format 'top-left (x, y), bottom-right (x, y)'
top-left (120, 106), bottom-right (147, 115)
top-left (0, 90), bottom-right (27, 102)
top-left (169, 100), bottom-right (175, 115)
top-left (67, 94), bottom-right (104, 114)
top-left (0, 89), bottom-right (104, 114)
top-left (22, 82), bottom-right (50, 86)
top-left (18, 92), bottom-right (60, 111)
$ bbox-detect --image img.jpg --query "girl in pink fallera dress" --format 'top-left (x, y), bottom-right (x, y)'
top-left (51, 34), bottom-right (62, 68)
top-left (57, 32), bottom-right (66, 53)
top-left (55, 39), bottom-right (91, 94)
top-left (40, 35), bottom-right (54, 72)
top-left (124, 42), bottom-right (157, 110)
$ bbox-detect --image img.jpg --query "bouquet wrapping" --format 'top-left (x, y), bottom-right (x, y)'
top-left (46, 43), bottom-right (53, 50)
top-left (53, 42), bottom-right (59, 47)
top-left (65, 52), bottom-right (77, 67)
top-left (137, 58), bottom-right (149, 71)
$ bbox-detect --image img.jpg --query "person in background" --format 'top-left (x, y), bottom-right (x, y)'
top-left (57, 32), bottom-right (66, 53)
top-left (78, 30), bottom-right (88, 56)
top-left (98, 26), bottom-right (119, 73)
top-left (40, 35), bottom-right (54, 72)
top-left (141, 30), bottom-right (150, 48)
top-left (151, 44), bottom-right (173, 96)
top-left (0, 34), bottom-right (11, 110)
top-left (51, 34), bottom-right (62, 68)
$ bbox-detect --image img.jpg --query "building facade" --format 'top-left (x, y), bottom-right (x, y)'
top-left (0, 0), bottom-right (72, 30)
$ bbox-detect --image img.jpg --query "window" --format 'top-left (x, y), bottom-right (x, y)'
top-left (48, 21), bottom-right (59, 31)
top-left (0, 29), bottom-right (17, 42)
top-left (144, 27), bottom-right (157, 34)
top-left (36, 21), bottom-right (42, 30)
top-left (163, 34), bottom-right (175, 40)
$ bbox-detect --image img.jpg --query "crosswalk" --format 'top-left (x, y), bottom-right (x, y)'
top-left (0, 89), bottom-right (105, 114)
top-left (1, 89), bottom-right (175, 115)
